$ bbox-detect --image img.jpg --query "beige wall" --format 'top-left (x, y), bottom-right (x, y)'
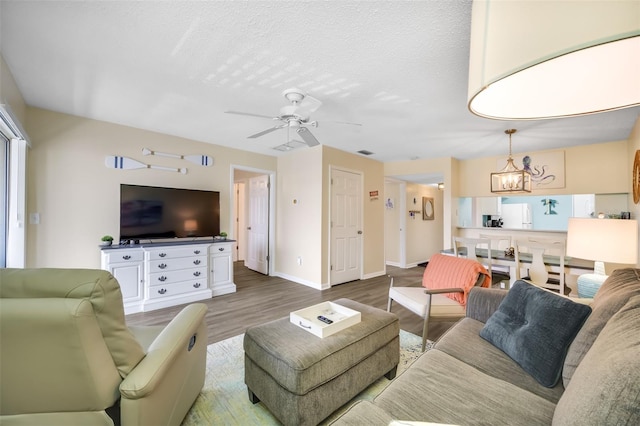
top-left (25, 107), bottom-right (276, 268)
top-left (19, 104), bottom-right (640, 275)
top-left (404, 182), bottom-right (443, 265)
top-left (322, 146), bottom-right (386, 282)
top-left (384, 157), bottom-right (457, 250)
top-left (384, 180), bottom-right (402, 265)
top-left (276, 146), bottom-right (324, 286)
top-left (275, 145), bottom-right (385, 288)
top-left (383, 139), bottom-right (632, 264)
top-left (458, 141), bottom-right (629, 197)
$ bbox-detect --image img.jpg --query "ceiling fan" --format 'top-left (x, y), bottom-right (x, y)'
top-left (225, 88), bottom-right (361, 147)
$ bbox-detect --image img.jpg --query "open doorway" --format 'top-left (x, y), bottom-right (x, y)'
top-left (232, 166), bottom-right (276, 275)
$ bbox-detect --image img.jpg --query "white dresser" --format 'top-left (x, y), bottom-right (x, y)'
top-left (101, 241), bottom-right (236, 314)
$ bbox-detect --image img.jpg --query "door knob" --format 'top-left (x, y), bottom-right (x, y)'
top-left (357, 230), bottom-right (363, 234)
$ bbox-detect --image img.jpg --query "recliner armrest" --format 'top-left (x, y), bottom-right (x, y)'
top-left (466, 287), bottom-right (508, 323)
top-left (120, 303), bottom-right (207, 399)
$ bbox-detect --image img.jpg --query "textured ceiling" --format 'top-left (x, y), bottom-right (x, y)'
top-left (1, 1), bottom-right (638, 184)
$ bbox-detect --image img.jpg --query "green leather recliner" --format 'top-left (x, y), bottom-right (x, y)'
top-left (0, 268), bottom-right (208, 426)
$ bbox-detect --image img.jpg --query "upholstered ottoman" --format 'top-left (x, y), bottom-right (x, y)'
top-left (243, 298), bottom-right (399, 426)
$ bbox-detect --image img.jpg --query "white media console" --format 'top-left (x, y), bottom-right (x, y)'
top-left (101, 240), bottom-right (235, 314)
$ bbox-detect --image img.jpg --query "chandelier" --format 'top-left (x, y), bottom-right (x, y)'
top-left (490, 129), bottom-right (531, 193)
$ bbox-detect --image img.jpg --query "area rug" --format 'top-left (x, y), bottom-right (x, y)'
top-left (181, 330), bottom-right (429, 425)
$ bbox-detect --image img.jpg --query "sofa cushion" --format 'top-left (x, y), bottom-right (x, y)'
top-left (435, 317), bottom-right (564, 403)
top-left (553, 294), bottom-right (640, 426)
top-left (372, 349), bottom-right (556, 425)
top-left (562, 268), bottom-right (640, 387)
top-left (480, 280), bottom-right (591, 387)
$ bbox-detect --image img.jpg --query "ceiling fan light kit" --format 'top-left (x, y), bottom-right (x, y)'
top-left (225, 88), bottom-right (361, 150)
top-left (490, 129), bottom-right (531, 194)
top-left (467, 0), bottom-right (640, 120)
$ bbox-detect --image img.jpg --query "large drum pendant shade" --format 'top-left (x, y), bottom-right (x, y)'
top-left (467, 0), bottom-right (640, 120)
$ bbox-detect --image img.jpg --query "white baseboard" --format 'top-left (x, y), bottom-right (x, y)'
top-left (273, 271), bottom-right (325, 290)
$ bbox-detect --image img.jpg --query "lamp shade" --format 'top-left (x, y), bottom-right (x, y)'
top-left (566, 218), bottom-right (638, 265)
top-left (468, 0), bottom-right (640, 120)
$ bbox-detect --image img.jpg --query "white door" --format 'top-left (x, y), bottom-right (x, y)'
top-left (330, 168), bottom-right (362, 285)
top-left (234, 182), bottom-right (246, 262)
top-left (246, 175), bottom-right (269, 274)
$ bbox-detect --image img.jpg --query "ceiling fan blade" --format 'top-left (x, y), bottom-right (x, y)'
top-left (225, 111), bottom-right (276, 120)
top-left (299, 94), bottom-right (323, 114)
top-left (297, 127), bottom-right (320, 147)
top-left (248, 124), bottom-right (286, 139)
top-left (324, 120), bottom-right (362, 126)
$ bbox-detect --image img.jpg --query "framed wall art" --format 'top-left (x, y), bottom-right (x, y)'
top-left (422, 197), bottom-right (434, 220)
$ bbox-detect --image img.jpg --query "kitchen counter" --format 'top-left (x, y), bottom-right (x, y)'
top-left (457, 227), bottom-right (567, 233)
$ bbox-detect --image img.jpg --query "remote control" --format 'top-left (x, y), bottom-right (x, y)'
top-left (317, 315), bottom-right (333, 324)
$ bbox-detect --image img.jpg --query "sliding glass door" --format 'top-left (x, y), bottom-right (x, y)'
top-left (0, 134), bottom-right (8, 267)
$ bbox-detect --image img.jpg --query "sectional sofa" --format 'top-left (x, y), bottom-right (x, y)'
top-left (330, 268), bottom-right (640, 425)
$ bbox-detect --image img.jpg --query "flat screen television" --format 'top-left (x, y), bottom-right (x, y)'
top-left (120, 184), bottom-right (220, 241)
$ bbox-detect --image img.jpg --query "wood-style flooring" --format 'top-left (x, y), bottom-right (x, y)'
top-left (125, 263), bottom-right (457, 345)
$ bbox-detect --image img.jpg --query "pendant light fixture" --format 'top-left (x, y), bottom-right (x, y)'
top-left (467, 1), bottom-right (640, 120)
top-left (491, 129), bottom-right (531, 193)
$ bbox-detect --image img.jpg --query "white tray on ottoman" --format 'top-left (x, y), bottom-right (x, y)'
top-left (290, 301), bottom-right (361, 338)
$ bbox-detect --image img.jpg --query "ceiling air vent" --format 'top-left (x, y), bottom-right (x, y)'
top-left (357, 150), bottom-right (374, 156)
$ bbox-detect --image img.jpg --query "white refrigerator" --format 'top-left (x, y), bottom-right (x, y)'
top-left (501, 203), bottom-right (532, 229)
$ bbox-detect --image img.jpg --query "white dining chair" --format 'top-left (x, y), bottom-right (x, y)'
top-left (453, 237), bottom-right (493, 280)
top-left (514, 239), bottom-right (566, 295)
top-left (478, 233), bottom-right (513, 284)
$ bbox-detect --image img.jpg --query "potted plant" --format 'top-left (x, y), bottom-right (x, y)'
top-left (219, 232), bottom-right (228, 240)
top-left (100, 235), bottom-right (114, 247)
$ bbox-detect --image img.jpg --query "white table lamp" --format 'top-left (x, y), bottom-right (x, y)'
top-left (567, 218), bottom-right (638, 297)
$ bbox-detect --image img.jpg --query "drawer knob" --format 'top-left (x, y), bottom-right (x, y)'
top-left (158, 263), bottom-right (167, 269)
top-left (193, 260), bottom-right (201, 265)
top-left (193, 271), bottom-right (201, 277)
top-left (158, 276), bottom-right (167, 282)
top-left (122, 255), bottom-right (131, 260)
top-left (193, 283), bottom-right (201, 288)
top-left (159, 253), bottom-right (167, 258)
top-left (194, 250), bottom-right (201, 254)
top-left (218, 247), bottom-right (224, 252)
top-left (158, 288), bottom-right (167, 294)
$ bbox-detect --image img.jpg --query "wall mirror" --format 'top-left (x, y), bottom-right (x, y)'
top-left (423, 197), bottom-right (434, 220)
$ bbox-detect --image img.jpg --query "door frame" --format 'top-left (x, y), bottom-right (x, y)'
top-left (384, 178), bottom-right (407, 268)
top-left (328, 165), bottom-right (364, 286)
top-left (231, 165), bottom-right (276, 275)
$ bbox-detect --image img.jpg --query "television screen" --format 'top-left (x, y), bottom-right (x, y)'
top-left (120, 184), bottom-right (220, 241)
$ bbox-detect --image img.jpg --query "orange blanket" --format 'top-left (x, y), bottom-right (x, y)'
top-left (422, 253), bottom-right (491, 306)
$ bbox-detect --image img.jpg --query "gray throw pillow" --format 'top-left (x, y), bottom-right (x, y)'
top-left (479, 280), bottom-right (592, 387)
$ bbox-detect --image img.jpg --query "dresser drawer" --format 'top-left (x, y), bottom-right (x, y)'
top-left (104, 250), bottom-right (143, 263)
top-left (148, 267), bottom-right (208, 285)
top-left (146, 246), bottom-right (209, 260)
top-left (148, 256), bottom-right (207, 272)
top-left (148, 279), bottom-right (207, 299)
top-left (211, 243), bottom-right (232, 256)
